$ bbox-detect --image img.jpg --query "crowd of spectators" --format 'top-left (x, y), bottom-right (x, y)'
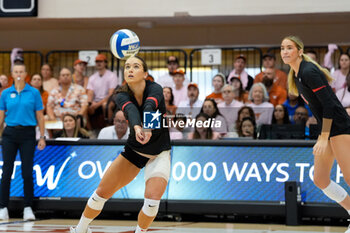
top-left (1, 44), bottom-right (349, 140)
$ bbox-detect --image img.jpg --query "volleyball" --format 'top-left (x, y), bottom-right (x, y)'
top-left (109, 29), bottom-right (140, 60)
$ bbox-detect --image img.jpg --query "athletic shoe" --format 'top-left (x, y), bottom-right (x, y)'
top-left (70, 226), bottom-right (92, 233)
top-left (0, 207), bottom-right (8, 220)
top-left (345, 222), bottom-right (350, 233)
top-left (23, 207), bottom-right (35, 221)
top-left (346, 227), bottom-right (350, 233)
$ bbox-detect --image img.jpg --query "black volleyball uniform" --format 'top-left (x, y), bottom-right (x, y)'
top-left (295, 60), bottom-right (350, 137)
top-left (116, 80), bottom-right (171, 168)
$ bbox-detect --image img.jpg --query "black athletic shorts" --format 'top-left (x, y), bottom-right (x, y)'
top-left (121, 145), bottom-right (150, 168)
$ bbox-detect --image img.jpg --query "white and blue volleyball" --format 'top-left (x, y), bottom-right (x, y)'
top-left (110, 29), bottom-right (140, 60)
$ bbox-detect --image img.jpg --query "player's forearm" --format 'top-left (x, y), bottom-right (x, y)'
top-left (320, 118), bottom-right (332, 138)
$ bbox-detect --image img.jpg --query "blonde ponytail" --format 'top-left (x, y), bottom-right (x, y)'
top-left (302, 53), bottom-right (333, 83)
top-left (287, 69), bottom-right (298, 96)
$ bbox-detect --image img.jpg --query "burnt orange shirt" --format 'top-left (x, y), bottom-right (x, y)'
top-left (254, 69), bottom-right (287, 90)
top-left (206, 92), bottom-right (223, 102)
top-left (166, 104), bottom-right (177, 116)
top-left (7, 75), bottom-right (31, 87)
top-left (41, 90), bottom-right (49, 109)
top-left (234, 91), bottom-right (250, 104)
top-left (268, 84), bottom-right (287, 106)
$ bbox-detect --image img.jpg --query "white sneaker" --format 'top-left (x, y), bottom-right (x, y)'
top-left (0, 207), bottom-right (9, 220)
top-left (70, 226), bottom-right (92, 233)
top-left (346, 223), bottom-right (350, 233)
top-left (23, 207), bottom-right (35, 221)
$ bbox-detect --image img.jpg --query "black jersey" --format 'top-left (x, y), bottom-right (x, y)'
top-left (295, 60), bottom-right (350, 137)
top-left (116, 80), bottom-right (171, 155)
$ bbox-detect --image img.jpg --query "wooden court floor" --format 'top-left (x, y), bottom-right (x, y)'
top-left (0, 219), bottom-right (347, 233)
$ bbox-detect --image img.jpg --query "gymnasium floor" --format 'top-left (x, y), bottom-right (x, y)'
top-left (0, 219), bottom-right (347, 233)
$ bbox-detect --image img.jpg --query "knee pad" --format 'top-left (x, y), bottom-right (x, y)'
top-left (87, 191), bottom-right (107, 211)
top-left (142, 198), bottom-right (160, 217)
top-left (322, 180), bottom-right (348, 203)
top-left (144, 150), bottom-right (170, 182)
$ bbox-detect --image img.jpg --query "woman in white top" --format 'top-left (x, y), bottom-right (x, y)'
top-left (41, 63), bottom-right (59, 93)
top-left (323, 45), bottom-right (350, 92)
top-left (336, 74), bottom-right (350, 108)
top-left (247, 83), bottom-right (274, 125)
top-left (200, 98), bottom-right (228, 135)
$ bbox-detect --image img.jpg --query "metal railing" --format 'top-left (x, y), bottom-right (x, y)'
top-left (115, 49), bottom-right (187, 82)
top-left (45, 49), bottom-right (187, 84)
top-left (267, 46), bottom-right (344, 73)
top-left (45, 50), bottom-right (114, 78)
top-left (189, 47), bottom-right (263, 98)
top-left (0, 51), bottom-right (43, 76)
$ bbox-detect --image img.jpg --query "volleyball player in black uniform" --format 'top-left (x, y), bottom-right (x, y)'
top-left (71, 56), bottom-right (171, 233)
top-left (281, 36), bottom-right (350, 233)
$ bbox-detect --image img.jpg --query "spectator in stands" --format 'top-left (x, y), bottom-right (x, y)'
top-left (30, 74), bottom-right (51, 141)
top-left (55, 113), bottom-right (90, 138)
top-left (87, 54), bottom-right (118, 131)
top-left (73, 59), bottom-right (89, 89)
top-left (171, 69), bottom-right (188, 106)
top-left (336, 73), bottom-right (350, 108)
top-left (272, 104), bottom-right (290, 125)
top-left (235, 106), bottom-right (255, 132)
top-left (10, 48), bottom-right (23, 68)
top-left (187, 113), bottom-right (220, 139)
top-left (0, 75), bottom-right (8, 97)
top-left (163, 87), bottom-right (177, 115)
top-left (293, 106), bottom-right (312, 138)
top-left (293, 106), bottom-right (309, 125)
top-left (218, 84), bottom-right (244, 132)
top-left (247, 83), bottom-right (274, 125)
top-left (237, 117), bottom-right (257, 139)
top-left (323, 44), bottom-right (350, 92)
top-left (98, 110), bottom-right (129, 140)
top-left (228, 55), bottom-right (254, 91)
top-left (30, 74), bottom-right (48, 112)
top-left (331, 53), bottom-right (350, 92)
top-left (200, 98), bottom-right (228, 135)
top-left (230, 77), bottom-right (249, 103)
top-left (254, 53), bottom-right (288, 89)
top-left (177, 83), bottom-right (203, 119)
top-left (323, 43), bottom-right (339, 71)
top-left (305, 50), bottom-right (318, 62)
top-left (206, 73), bottom-right (225, 103)
top-left (46, 68), bottom-right (88, 122)
top-left (157, 56), bottom-right (189, 88)
top-left (169, 113), bottom-right (188, 140)
top-left (283, 93), bottom-right (312, 123)
top-left (31, 74), bottom-right (51, 139)
top-left (260, 68), bottom-right (287, 106)
top-left (41, 63), bottom-right (59, 93)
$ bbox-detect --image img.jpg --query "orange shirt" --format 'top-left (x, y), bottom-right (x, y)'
top-left (41, 90), bottom-right (49, 109)
top-left (268, 84), bottom-right (287, 106)
top-left (254, 69), bottom-right (287, 90)
top-left (206, 92), bottom-right (223, 102)
top-left (166, 104), bottom-right (177, 116)
top-left (7, 75), bottom-right (31, 87)
top-left (234, 92), bottom-right (250, 104)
